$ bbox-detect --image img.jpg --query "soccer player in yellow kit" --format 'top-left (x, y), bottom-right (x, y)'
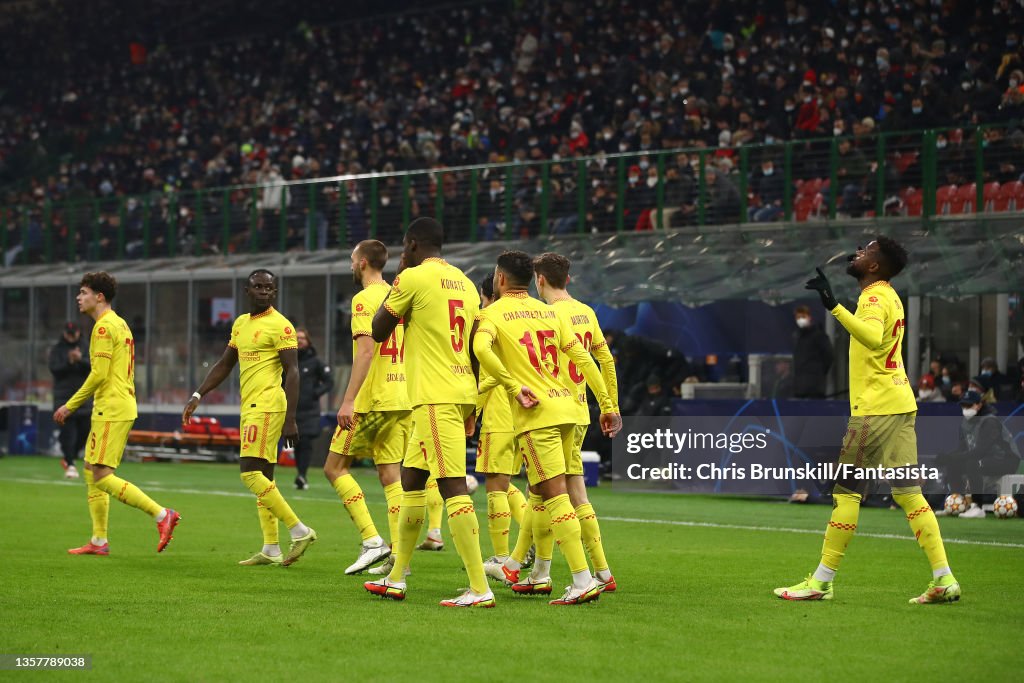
top-left (363, 217), bottom-right (492, 607)
top-left (474, 274), bottom-right (529, 569)
top-left (183, 269), bottom-right (317, 567)
top-left (775, 237), bottom-right (960, 604)
top-left (326, 240), bottom-right (410, 575)
top-left (474, 251), bottom-right (621, 605)
top-left (56, 272), bottom-right (180, 555)
top-left (533, 252), bottom-right (620, 593)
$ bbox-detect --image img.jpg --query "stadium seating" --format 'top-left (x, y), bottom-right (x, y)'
top-left (3, 0), bottom-right (1024, 260)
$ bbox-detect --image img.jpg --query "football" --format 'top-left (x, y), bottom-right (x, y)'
top-left (992, 495), bottom-right (1018, 519)
top-left (943, 493), bottom-right (968, 516)
top-left (466, 474), bottom-right (479, 495)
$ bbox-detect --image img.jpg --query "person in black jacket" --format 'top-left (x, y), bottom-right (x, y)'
top-left (792, 305), bottom-right (833, 399)
top-left (294, 327), bottom-right (334, 489)
top-left (49, 322), bottom-right (91, 478)
top-left (935, 390), bottom-right (1022, 515)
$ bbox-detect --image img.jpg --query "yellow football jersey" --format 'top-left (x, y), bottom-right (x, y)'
top-left (66, 309), bottom-right (137, 421)
top-left (382, 257), bottom-right (480, 407)
top-left (351, 281), bottom-right (410, 413)
top-left (479, 366), bottom-right (514, 434)
top-left (474, 290), bottom-right (614, 436)
top-left (831, 281), bottom-right (917, 416)
top-left (228, 307), bottom-right (298, 415)
top-left (551, 297), bottom-right (620, 424)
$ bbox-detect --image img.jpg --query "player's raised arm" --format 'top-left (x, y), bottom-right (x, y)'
top-left (806, 267), bottom-right (885, 349)
top-left (371, 294), bottom-right (401, 343)
top-left (182, 344), bottom-right (238, 426)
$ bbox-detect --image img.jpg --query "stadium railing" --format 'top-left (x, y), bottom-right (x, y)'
top-left (2, 123), bottom-right (1022, 266)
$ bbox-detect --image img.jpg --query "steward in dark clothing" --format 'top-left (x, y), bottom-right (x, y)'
top-left (792, 309), bottom-right (833, 399)
top-left (935, 392), bottom-right (1021, 505)
top-left (294, 330), bottom-right (334, 489)
top-left (49, 322), bottom-right (91, 470)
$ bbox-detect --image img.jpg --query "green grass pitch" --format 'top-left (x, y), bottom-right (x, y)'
top-left (1, 455), bottom-right (1021, 681)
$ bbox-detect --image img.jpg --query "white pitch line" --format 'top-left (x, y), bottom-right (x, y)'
top-left (601, 516), bottom-right (1024, 550)
top-left (5, 476), bottom-right (1022, 550)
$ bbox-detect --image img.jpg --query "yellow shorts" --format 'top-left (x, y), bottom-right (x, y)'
top-left (403, 404), bottom-right (473, 479)
top-left (240, 411), bottom-right (286, 463)
top-left (565, 423), bottom-right (587, 476)
top-left (85, 420), bottom-right (134, 468)
top-left (837, 413), bottom-right (918, 469)
top-left (518, 424), bottom-right (574, 486)
top-left (476, 431), bottom-right (519, 475)
top-left (836, 413), bottom-right (919, 493)
top-left (328, 410), bottom-right (411, 464)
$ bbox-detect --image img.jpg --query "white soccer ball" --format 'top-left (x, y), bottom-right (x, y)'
top-left (466, 474), bottom-right (479, 495)
top-left (943, 493), bottom-right (968, 517)
top-left (992, 495), bottom-right (1019, 519)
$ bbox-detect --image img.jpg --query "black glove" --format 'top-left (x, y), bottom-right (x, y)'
top-left (805, 267), bottom-right (838, 310)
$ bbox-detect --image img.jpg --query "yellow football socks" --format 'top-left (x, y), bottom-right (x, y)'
top-left (507, 484), bottom-right (527, 526)
top-left (94, 474), bottom-right (162, 517)
top-left (425, 479), bottom-right (443, 531)
top-left (530, 493), bottom-right (554, 565)
top-left (84, 469), bottom-right (109, 541)
top-left (256, 500), bottom-right (279, 545)
top-left (240, 471), bottom-right (299, 528)
top-left (446, 494), bottom-right (488, 594)
top-left (486, 490), bottom-right (512, 557)
top-left (388, 489), bottom-right (426, 583)
top-left (575, 503), bottom-right (609, 573)
top-left (545, 493), bottom-right (588, 575)
top-left (894, 490), bottom-right (951, 574)
top-left (509, 496), bottom-right (535, 567)
top-left (383, 481), bottom-right (403, 546)
top-left (820, 488), bottom-right (861, 571)
top-left (332, 474), bottom-right (378, 541)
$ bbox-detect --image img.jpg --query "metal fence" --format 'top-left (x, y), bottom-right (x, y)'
top-left (4, 123), bottom-right (1024, 266)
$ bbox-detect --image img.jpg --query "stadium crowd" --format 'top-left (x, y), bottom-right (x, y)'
top-left (4, 0), bottom-right (1024, 261)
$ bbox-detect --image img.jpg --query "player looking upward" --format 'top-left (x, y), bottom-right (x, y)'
top-left (362, 217), bottom-right (492, 608)
top-left (474, 250), bottom-right (620, 605)
top-left (326, 240), bottom-right (409, 575)
top-left (56, 271), bottom-right (180, 556)
top-left (183, 269), bottom-right (317, 567)
top-left (532, 251), bottom-right (620, 593)
top-left (776, 237), bottom-right (959, 604)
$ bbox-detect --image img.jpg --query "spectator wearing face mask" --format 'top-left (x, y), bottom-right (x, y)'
top-left (973, 357), bottom-right (1006, 398)
top-left (934, 390), bottom-right (1022, 517)
top-left (749, 158), bottom-right (785, 222)
top-left (916, 375), bottom-right (945, 403)
top-left (791, 305), bottom-right (833, 399)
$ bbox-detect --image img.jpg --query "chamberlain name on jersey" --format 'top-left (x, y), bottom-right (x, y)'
top-left (474, 291), bottom-right (614, 436)
top-left (382, 257), bottom-right (480, 407)
top-left (66, 310), bottom-right (137, 421)
top-left (830, 281), bottom-right (917, 416)
top-left (551, 298), bottom-right (620, 424)
top-left (228, 307), bottom-right (298, 415)
top-left (351, 281), bottom-right (410, 413)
